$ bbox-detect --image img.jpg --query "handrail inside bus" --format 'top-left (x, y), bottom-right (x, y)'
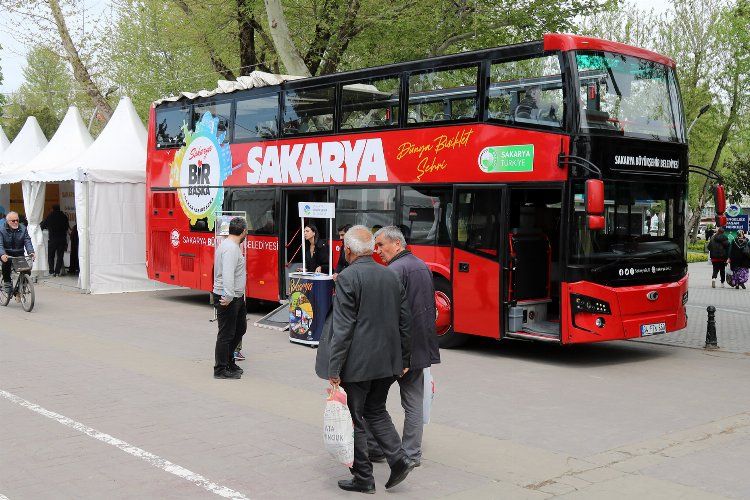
top-left (558, 154), bottom-right (602, 179)
top-left (689, 164), bottom-right (723, 183)
top-left (285, 226), bottom-right (301, 249)
top-left (286, 244), bottom-right (302, 268)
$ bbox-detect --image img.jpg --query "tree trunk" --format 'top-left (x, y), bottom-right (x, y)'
top-left (264, 0), bottom-right (311, 76)
top-left (48, 0), bottom-right (113, 120)
top-left (237, 0), bottom-right (257, 76)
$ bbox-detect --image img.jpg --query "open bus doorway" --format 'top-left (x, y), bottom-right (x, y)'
top-left (505, 186), bottom-right (563, 341)
top-left (281, 188), bottom-right (329, 296)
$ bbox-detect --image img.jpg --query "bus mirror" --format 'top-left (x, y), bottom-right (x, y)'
top-left (585, 179), bottom-right (604, 215)
top-left (716, 215), bottom-right (727, 227)
top-left (588, 215), bottom-right (605, 231)
top-left (714, 184), bottom-right (726, 215)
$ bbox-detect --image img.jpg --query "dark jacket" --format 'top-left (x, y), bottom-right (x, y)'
top-left (303, 238), bottom-right (329, 273)
top-left (708, 232), bottom-right (730, 261)
top-left (41, 209), bottom-right (69, 240)
top-left (729, 237), bottom-right (750, 270)
top-left (0, 223), bottom-right (34, 257)
top-left (327, 255), bottom-right (411, 383)
top-left (335, 246), bottom-right (348, 273)
top-left (388, 250), bottom-right (440, 369)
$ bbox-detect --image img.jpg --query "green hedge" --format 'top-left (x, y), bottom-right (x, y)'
top-left (687, 252), bottom-right (708, 263)
top-left (687, 242), bottom-right (705, 252)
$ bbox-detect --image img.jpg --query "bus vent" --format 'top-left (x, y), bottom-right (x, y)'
top-left (181, 255), bottom-right (195, 272)
top-left (152, 231), bottom-right (171, 273)
top-left (153, 192), bottom-right (176, 216)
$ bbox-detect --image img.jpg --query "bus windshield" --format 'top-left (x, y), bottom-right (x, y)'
top-left (576, 51), bottom-right (685, 142)
top-left (571, 180), bottom-right (686, 285)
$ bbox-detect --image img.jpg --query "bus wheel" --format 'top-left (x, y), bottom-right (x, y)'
top-left (434, 277), bottom-right (466, 348)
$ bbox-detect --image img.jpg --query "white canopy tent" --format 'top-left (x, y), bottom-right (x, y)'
top-left (0, 125), bottom-right (11, 214)
top-left (18, 107), bottom-right (94, 275)
top-left (0, 117), bottom-right (48, 268)
top-left (53, 96), bottom-right (169, 293)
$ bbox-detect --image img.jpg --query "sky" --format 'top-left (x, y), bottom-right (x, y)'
top-left (0, 0), bottom-right (673, 97)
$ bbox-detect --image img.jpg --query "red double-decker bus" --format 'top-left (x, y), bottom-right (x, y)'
top-left (146, 34), bottom-right (719, 347)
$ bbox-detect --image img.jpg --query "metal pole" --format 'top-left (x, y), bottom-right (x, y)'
top-left (329, 217), bottom-right (333, 276)
top-left (301, 216), bottom-right (305, 272)
top-left (705, 305), bottom-right (718, 349)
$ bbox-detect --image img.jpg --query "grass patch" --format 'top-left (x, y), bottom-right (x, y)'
top-left (687, 252), bottom-right (708, 263)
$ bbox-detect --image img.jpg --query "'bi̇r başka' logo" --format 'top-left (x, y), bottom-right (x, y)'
top-left (170, 112), bottom-right (233, 230)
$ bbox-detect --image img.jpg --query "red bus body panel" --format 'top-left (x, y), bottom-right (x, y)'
top-left (543, 34), bottom-right (676, 68)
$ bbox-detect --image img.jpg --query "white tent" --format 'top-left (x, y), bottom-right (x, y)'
top-left (0, 125), bottom-right (11, 213)
top-left (0, 117), bottom-right (48, 266)
top-left (57, 96), bottom-right (169, 294)
top-left (18, 107), bottom-right (94, 275)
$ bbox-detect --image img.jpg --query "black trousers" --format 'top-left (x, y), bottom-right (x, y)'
top-left (213, 294), bottom-right (247, 375)
top-left (342, 377), bottom-right (405, 486)
top-left (69, 239), bottom-right (79, 273)
top-left (712, 261), bottom-right (726, 283)
top-left (48, 237), bottom-right (66, 274)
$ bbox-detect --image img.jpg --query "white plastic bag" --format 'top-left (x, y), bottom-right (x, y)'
top-left (323, 385), bottom-right (354, 467)
top-left (423, 367), bottom-right (435, 425)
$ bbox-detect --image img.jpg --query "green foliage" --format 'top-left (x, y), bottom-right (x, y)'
top-left (687, 252), bottom-right (708, 263)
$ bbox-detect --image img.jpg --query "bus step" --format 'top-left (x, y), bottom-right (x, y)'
top-left (506, 330), bottom-right (560, 342)
top-left (254, 303), bottom-right (290, 331)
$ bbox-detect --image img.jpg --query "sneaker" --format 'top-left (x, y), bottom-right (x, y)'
top-left (228, 364), bottom-right (244, 375)
top-left (233, 350), bottom-right (245, 361)
top-left (721, 282), bottom-right (725, 288)
top-left (712, 279), bottom-right (716, 288)
top-left (214, 370), bottom-right (241, 379)
top-left (741, 283), bottom-right (746, 290)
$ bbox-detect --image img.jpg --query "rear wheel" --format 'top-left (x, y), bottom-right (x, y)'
top-left (434, 276), bottom-right (467, 348)
top-left (19, 274), bottom-right (35, 312)
top-left (0, 276), bottom-right (10, 306)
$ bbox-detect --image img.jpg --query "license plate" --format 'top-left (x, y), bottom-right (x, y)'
top-left (640, 322), bottom-right (666, 336)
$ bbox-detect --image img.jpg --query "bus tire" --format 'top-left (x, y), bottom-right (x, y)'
top-left (434, 276), bottom-right (467, 349)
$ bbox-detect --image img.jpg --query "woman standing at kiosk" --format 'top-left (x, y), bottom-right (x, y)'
top-left (302, 224), bottom-right (330, 273)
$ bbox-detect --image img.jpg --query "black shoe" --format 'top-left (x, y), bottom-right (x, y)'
top-left (337, 478), bottom-right (375, 494)
top-left (228, 364), bottom-right (244, 375)
top-left (368, 452), bottom-right (386, 463)
top-left (214, 370), bottom-right (241, 379)
top-left (741, 283), bottom-right (746, 289)
top-left (384, 456), bottom-right (415, 489)
top-left (411, 458), bottom-right (421, 467)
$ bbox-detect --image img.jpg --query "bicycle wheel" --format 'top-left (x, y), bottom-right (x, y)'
top-left (0, 276), bottom-right (10, 306)
top-left (19, 274), bottom-right (35, 312)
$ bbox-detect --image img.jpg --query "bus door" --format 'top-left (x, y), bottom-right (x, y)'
top-left (281, 188), bottom-right (329, 296)
top-left (451, 186), bottom-right (506, 339)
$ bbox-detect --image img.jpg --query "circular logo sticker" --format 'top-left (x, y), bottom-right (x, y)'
top-left (170, 112), bottom-right (232, 230)
top-left (170, 229), bottom-right (180, 248)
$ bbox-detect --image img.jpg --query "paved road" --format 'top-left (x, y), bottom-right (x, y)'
top-left (1, 267), bottom-right (749, 499)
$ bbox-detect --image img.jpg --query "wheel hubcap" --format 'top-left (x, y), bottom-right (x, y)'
top-left (435, 291), bottom-right (451, 336)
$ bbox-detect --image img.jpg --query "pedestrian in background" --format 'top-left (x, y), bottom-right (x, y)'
top-left (372, 225), bottom-right (440, 467)
top-left (40, 204), bottom-right (69, 277)
top-left (729, 229), bottom-right (750, 290)
top-left (334, 223), bottom-right (352, 276)
top-left (708, 226), bottom-right (730, 288)
top-left (212, 217), bottom-right (248, 379)
top-left (0, 211), bottom-right (35, 292)
top-left (327, 225), bottom-right (414, 494)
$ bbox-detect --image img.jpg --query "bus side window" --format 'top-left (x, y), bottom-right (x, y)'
top-left (407, 65), bottom-right (478, 124)
top-left (340, 76), bottom-right (400, 130)
top-left (229, 188), bottom-right (276, 235)
top-left (155, 105), bottom-right (190, 148)
top-left (235, 93), bottom-right (279, 141)
top-left (283, 86), bottom-right (335, 136)
top-left (193, 100), bottom-right (233, 142)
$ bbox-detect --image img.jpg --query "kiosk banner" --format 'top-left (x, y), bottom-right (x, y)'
top-left (289, 272), bottom-right (334, 346)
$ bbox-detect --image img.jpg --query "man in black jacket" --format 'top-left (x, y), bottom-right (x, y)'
top-left (328, 225), bottom-right (414, 494)
top-left (40, 204), bottom-right (69, 276)
top-left (0, 212), bottom-right (35, 290)
top-left (373, 226), bottom-right (440, 467)
top-left (708, 226), bottom-right (730, 288)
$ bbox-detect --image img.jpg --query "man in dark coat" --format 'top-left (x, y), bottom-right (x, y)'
top-left (328, 225), bottom-right (414, 494)
top-left (40, 204), bottom-right (69, 276)
top-left (708, 226), bottom-right (730, 288)
top-left (373, 225), bottom-right (440, 467)
top-left (0, 211), bottom-right (35, 290)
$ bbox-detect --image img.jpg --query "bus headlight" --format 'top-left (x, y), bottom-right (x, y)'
top-left (571, 294), bottom-right (611, 315)
top-left (682, 291), bottom-right (689, 305)
top-left (595, 317), bottom-right (606, 328)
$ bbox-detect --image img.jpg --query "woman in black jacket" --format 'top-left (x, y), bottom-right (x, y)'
top-left (729, 230), bottom-right (750, 289)
top-left (302, 223), bottom-right (329, 273)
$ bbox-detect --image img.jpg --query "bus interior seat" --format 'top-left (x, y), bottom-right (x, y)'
top-left (509, 228), bottom-right (550, 302)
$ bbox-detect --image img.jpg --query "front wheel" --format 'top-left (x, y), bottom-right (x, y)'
top-left (19, 274), bottom-right (35, 312)
top-left (0, 277), bottom-right (10, 306)
top-left (434, 276), bottom-right (467, 348)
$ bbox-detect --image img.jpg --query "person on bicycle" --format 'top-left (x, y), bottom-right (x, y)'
top-left (0, 211), bottom-right (35, 292)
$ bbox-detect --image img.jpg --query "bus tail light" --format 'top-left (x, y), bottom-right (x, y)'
top-left (588, 215), bottom-right (605, 231)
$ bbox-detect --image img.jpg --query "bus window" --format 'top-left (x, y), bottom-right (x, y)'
top-left (235, 93), bottom-right (279, 141)
top-left (336, 188), bottom-right (396, 232)
top-left (229, 189), bottom-right (276, 235)
top-left (400, 186), bottom-right (452, 245)
top-left (455, 190), bottom-right (500, 260)
top-left (155, 105), bottom-right (189, 148)
top-left (340, 76), bottom-right (400, 130)
top-left (193, 100), bottom-right (232, 141)
top-left (283, 86), bottom-right (335, 136)
top-left (488, 55), bottom-right (563, 128)
top-left (407, 65), bottom-right (478, 123)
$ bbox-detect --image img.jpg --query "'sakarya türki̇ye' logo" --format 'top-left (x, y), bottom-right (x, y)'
top-left (170, 112), bottom-right (233, 230)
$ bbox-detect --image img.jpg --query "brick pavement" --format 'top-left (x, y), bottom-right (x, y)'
top-left (634, 260), bottom-right (750, 353)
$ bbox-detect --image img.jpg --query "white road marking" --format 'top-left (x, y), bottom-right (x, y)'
top-left (0, 389), bottom-right (249, 500)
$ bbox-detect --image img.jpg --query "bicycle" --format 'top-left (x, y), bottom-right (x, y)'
top-left (1, 255), bottom-right (35, 312)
